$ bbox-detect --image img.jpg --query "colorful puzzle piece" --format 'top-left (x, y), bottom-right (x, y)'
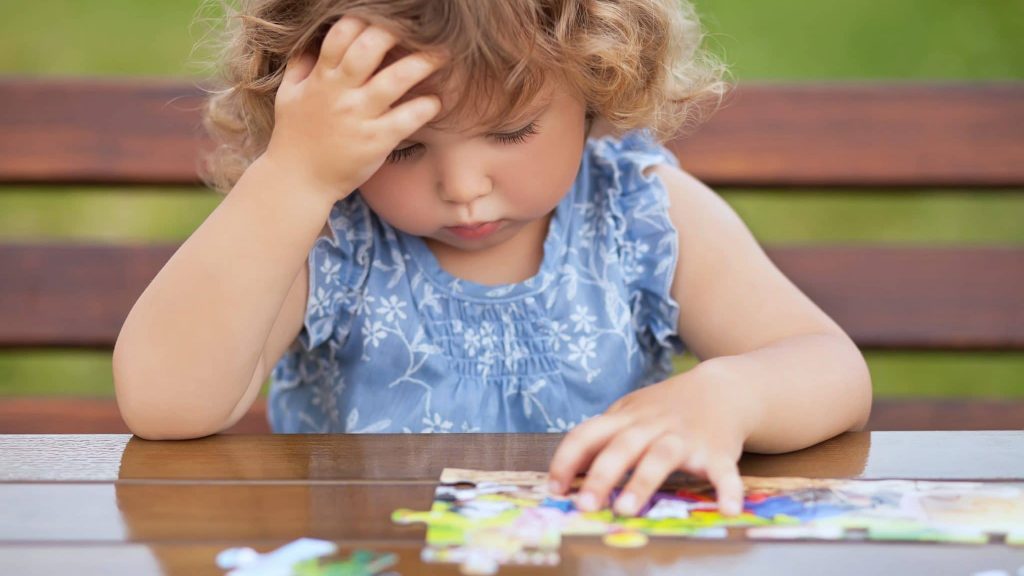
top-left (216, 540), bottom-right (397, 576)
top-left (393, 468), bottom-right (1024, 575)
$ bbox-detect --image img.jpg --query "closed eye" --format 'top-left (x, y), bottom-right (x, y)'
top-left (385, 121), bottom-right (541, 164)
top-left (493, 121), bottom-right (540, 144)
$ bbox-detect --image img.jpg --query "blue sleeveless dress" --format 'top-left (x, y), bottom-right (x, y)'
top-left (269, 130), bottom-right (686, 433)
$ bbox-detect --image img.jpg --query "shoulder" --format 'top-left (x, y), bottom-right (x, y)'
top-left (645, 162), bottom-right (760, 303)
top-left (645, 163), bottom-right (750, 252)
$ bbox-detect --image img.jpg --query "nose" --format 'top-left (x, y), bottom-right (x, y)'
top-left (437, 163), bottom-right (492, 205)
top-left (437, 178), bottom-right (491, 205)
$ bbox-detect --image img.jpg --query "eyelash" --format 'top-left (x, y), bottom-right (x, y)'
top-left (385, 121), bottom-right (540, 164)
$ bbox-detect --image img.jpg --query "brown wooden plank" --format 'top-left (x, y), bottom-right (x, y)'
top-left (0, 244), bottom-right (174, 348)
top-left (670, 83), bottom-right (1024, 188)
top-left (765, 246), bottom-right (1024, 350)
top-left (4, 431), bottom-right (1024, 482)
top-left (0, 78), bottom-right (210, 186)
top-left (1, 541), bottom-right (1022, 576)
top-left (0, 483), bottom-right (435, 542)
top-left (1, 243), bottom-right (1021, 349)
top-left (1, 78), bottom-right (1021, 187)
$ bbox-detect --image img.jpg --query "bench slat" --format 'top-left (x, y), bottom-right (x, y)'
top-left (670, 83), bottom-right (1024, 188)
top-left (0, 244), bottom-right (1021, 350)
top-left (1, 79), bottom-right (1021, 187)
top-left (0, 79), bottom-right (208, 186)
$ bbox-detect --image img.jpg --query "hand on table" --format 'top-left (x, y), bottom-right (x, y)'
top-left (547, 366), bottom-right (753, 517)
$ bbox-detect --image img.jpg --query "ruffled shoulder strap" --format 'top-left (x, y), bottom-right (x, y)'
top-left (589, 129), bottom-right (686, 358)
top-left (299, 193), bottom-right (374, 351)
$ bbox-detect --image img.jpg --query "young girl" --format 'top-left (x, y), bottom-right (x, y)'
top-left (113, 0), bottom-right (872, 518)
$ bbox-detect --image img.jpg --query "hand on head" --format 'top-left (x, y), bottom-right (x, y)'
top-left (264, 16), bottom-right (447, 202)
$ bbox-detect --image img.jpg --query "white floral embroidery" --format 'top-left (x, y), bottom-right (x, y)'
top-left (319, 257), bottom-right (341, 285)
top-left (311, 377), bottom-right (344, 425)
top-left (547, 418), bottom-right (575, 433)
top-left (463, 327), bottom-right (482, 357)
top-left (479, 322), bottom-right (497, 348)
top-left (347, 408), bottom-right (391, 433)
top-left (420, 283), bottom-right (442, 314)
top-left (546, 413), bottom-right (592, 433)
top-left (376, 295), bottom-right (408, 323)
top-left (506, 379), bottom-right (554, 427)
top-left (477, 348), bottom-right (496, 379)
top-left (571, 305), bottom-right (597, 333)
top-left (568, 336), bottom-right (597, 366)
top-left (309, 286), bottom-right (332, 318)
top-left (362, 320), bottom-right (387, 348)
top-left (548, 320), bottom-right (571, 351)
top-left (422, 411), bottom-right (454, 433)
top-left (355, 293), bottom-right (376, 317)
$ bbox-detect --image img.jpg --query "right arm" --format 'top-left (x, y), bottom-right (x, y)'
top-left (113, 15), bottom-right (446, 439)
top-left (113, 157), bottom-right (331, 440)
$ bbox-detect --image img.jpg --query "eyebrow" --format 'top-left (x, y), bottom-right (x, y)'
top-left (423, 97), bottom-right (553, 135)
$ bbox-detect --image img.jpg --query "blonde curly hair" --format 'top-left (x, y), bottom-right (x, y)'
top-left (198, 0), bottom-right (728, 193)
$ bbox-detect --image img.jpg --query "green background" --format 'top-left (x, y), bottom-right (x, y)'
top-left (1, 0), bottom-right (1022, 398)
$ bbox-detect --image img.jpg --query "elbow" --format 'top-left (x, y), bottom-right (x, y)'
top-left (116, 392), bottom-right (227, 440)
top-left (112, 341), bottom-right (229, 441)
top-left (121, 418), bottom-right (220, 441)
top-left (118, 400), bottom-right (224, 440)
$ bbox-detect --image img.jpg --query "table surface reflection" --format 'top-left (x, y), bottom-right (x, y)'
top-left (1, 431), bottom-right (1023, 575)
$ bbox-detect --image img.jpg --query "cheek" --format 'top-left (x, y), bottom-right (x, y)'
top-left (359, 170), bottom-right (436, 234)
top-left (500, 129), bottom-right (585, 208)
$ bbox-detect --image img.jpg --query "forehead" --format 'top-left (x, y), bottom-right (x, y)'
top-left (380, 48), bottom-right (556, 132)
top-left (410, 75), bottom-right (556, 132)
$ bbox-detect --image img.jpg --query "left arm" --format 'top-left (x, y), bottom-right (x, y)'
top-left (662, 163), bottom-right (871, 451)
top-left (548, 163), bottom-right (872, 515)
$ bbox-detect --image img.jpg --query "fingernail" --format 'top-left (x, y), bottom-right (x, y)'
top-left (578, 491), bottom-right (597, 512)
top-left (547, 480), bottom-right (562, 495)
top-left (614, 492), bottom-right (637, 516)
top-left (723, 499), bottom-right (742, 516)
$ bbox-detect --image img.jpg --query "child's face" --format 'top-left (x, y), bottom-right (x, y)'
top-left (356, 76), bottom-right (589, 255)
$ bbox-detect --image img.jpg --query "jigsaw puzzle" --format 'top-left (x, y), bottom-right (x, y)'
top-left (392, 468), bottom-right (1024, 575)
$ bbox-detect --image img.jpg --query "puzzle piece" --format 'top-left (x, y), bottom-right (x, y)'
top-left (292, 550), bottom-right (398, 576)
top-left (217, 538), bottom-right (338, 576)
top-left (216, 540), bottom-right (397, 576)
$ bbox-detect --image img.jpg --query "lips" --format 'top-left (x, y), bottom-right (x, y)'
top-left (445, 220), bottom-right (503, 240)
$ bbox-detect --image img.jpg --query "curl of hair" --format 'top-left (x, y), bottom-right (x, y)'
top-left (197, 0), bottom-right (729, 193)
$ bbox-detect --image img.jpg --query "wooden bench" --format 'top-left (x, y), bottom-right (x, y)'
top-left (1, 78), bottom-right (1022, 433)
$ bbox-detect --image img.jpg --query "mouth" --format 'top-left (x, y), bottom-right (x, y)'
top-left (445, 220), bottom-right (503, 240)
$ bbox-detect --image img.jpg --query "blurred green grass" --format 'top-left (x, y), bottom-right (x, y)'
top-left (1, 0), bottom-right (1022, 399)
top-left (3, 0), bottom-right (1021, 78)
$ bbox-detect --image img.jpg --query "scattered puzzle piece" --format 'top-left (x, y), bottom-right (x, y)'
top-left (293, 550), bottom-right (398, 576)
top-left (217, 538), bottom-right (338, 576)
top-left (216, 540), bottom-right (396, 576)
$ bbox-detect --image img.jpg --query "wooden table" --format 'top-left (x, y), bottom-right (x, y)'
top-left (1, 431), bottom-right (1023, 575)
